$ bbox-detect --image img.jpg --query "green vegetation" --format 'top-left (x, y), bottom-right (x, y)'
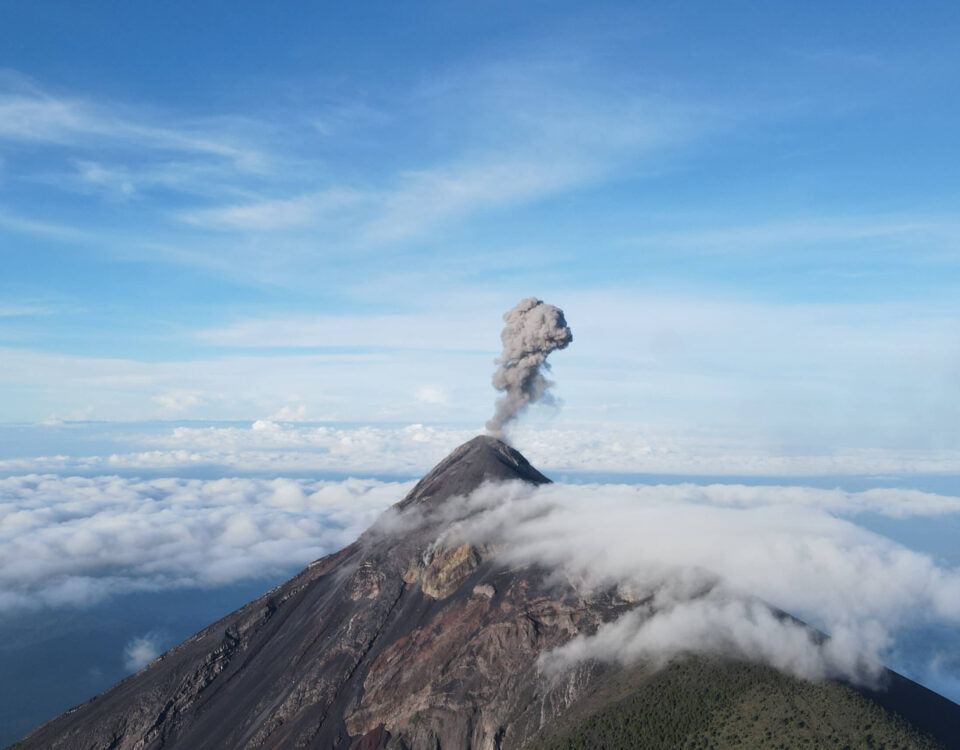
top-left (525, 659), bottom-right (942, 750)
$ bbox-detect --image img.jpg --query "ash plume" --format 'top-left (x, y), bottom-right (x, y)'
top-left (486, 298), bottom-right (572, 436)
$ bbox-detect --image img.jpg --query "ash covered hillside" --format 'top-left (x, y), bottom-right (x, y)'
top-left (11, 437), bottom-right (960, 750)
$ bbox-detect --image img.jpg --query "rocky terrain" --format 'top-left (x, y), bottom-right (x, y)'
top-left (10, 436), bottom-right (960, 749)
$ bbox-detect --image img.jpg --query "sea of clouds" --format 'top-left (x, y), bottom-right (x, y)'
top-left (0, 474), bottom-right (412, 613)
top-left (4, 469), bottom-right (959, 685)
top-left (5, 421), bottom-right (960, 477)
top-left (387, 479), bottom-right (960, 690)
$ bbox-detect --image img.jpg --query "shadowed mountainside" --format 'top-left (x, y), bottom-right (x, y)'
top-left (10, 436), bottom-right (960, 750)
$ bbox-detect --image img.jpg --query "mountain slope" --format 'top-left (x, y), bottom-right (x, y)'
top-left (528, 659), bottom-right (953, 750)
top-left (10, 436), bottom-right (960, 750)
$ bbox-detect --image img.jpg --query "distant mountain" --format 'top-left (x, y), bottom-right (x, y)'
top-left (11, 436), bottom-right (960, 750)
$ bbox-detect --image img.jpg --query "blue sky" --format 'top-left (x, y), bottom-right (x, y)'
top-left (1, 1), bottom-right (959, 453)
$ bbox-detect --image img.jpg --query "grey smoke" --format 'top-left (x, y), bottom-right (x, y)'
top-left (486, 298), bottom-right (573, 436)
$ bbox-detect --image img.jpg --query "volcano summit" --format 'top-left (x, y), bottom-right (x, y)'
top-left (11, 437), bottom-right (960, 750)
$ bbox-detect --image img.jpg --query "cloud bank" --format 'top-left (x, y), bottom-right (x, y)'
top-left (7, 469), bottom-right (959, 622)
top-left (3, 466), bottom-right (960, 693)
top-left (415, 480), bottom-right (960, 686)
top-left (542, 595), bottom-right (878, 685)
top-left (7, 422), bottom-right (960, 478)
top-left (0, 475), bottom-right (412, 614)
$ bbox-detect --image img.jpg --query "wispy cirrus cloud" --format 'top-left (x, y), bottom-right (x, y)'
top-left (179, 155), bottom-right (597, 237)
top-left (0, 61), bottom-right (707, 284)
top-left (178, 64), bottom-right (704, 241)
top-left (194, 310), bottom-right (496, 349)
top-left (0, 304), bottom-right (54, 317)
top-left (623, 214), bottom-right (960, 263)
top-left (356, 154), bottom-right (600, 244)
top-left (0, 71), bottom-right (264, 167)
top-left (0, 210), bottom-right (101, 243)
top-left (182, 187), bottom-right (367, 231)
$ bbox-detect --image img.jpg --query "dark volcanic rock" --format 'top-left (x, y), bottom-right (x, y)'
top-left (10, 436), bottom-right (960, 750)
top-left (395, 435), bottom-right (550, 510)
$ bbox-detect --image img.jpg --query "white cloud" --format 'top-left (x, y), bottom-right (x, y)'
top-left (0, 73), bottom-right (262, 167)
top-left (268, 404), bottom-right (310, 422)
top-left (355, 155), bottom-right (597, 244)
top-left (0, 346), bottom-right (441, 424)
top-left (415, 385), bottom-right (450, 406)
top-left (123, 632), bottom-right (164, 672)
top-left (5, 422), bottom-right (960, 478)
top-left (0, 211), bottom-right (100, 243)
top-left (414, 480), bottom-right (960, 685)
top-left (7, 467), bottom-right (958, 622)
top-left (195, 311), bottom-right (496, 350)
top-left (152, 391), bottom-right (203, 413)
top-left (542, 595), bottom-right (881, 685)
top-left (0, 305), bottom-right (54, 317)
top-left (184, 288), bottom-right (960, 451)
top-left (113, 423), bottom-right (960, 477)
top-left (3, 460), bottom-right (960, 689)
top-left (0, 61), bottom-right (707, 286)
top-left (625, 216), bottom-right (952, 256)
top-left (0, 474), bottom-right (412, 613)
top-left (2, 284), bottom-right (959, 451)
top-left (182, 188), bottom-right (365, 231)
top-left (177, 64), bottom-right (703, 242)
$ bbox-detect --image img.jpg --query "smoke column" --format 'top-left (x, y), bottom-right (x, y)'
top-left (486, 298), bottom-right (573, 436)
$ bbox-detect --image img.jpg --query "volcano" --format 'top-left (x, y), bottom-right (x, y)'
top-left (11, 437), bottom-right (960, 750)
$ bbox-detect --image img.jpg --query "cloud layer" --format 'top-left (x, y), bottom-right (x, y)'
top-left (6, 469), bottom-right (959, 620)
top-left (0, 474), bottom-right (411, 613)
top-left (4, 464), bottom-right (960, 696)
top-left (413, 480), bottom-right (960, 686)
top-left (6, 422), bottom-right (960, 478)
